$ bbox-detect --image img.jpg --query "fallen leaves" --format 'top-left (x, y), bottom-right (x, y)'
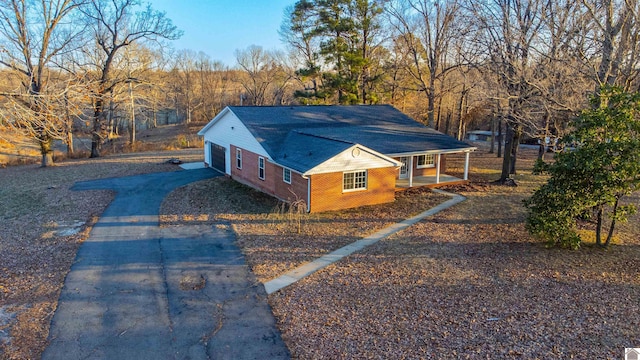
top-left (0, 149), bottom-right (203, 359)
top-left (159, 147), bottom-right (640, 359)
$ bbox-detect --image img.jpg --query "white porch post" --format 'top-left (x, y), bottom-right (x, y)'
top-left (408, 156), bottom-right (414, 187)
top-left (464, 152), bottom-right (470, 180)
top-left (436, 154), bottom-right (442, 184)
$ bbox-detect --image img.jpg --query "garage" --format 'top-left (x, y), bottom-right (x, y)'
top-left (210, 143), bottom-right (226, 173)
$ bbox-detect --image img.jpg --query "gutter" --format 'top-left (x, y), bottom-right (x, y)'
top-left (386, 146), bottom-right (477, 157)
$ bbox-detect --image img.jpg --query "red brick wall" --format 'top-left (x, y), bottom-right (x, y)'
top-left (231, 146), bottom-right (275, 194)
top-left (230, 145), bottom-right (308, 207)
top-left (397, 155), bottom-right (448, 177)
top-left (231, 145), bottom-right (399, 212)
top-left (272, 168), bottom-right (308, 206)
top-left (309, 167), bottom-right (397, 213)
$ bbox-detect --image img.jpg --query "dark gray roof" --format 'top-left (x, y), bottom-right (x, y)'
top-left (227, 105), bottom-right (474, 173)
top-left (276, 131), bottom-right (353, 172)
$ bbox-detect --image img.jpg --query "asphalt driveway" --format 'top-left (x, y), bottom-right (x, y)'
top-left (42, 168), bottom-right (290, 359)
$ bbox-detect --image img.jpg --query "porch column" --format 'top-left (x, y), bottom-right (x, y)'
top-left (408, 156), bottom-right (414, 187)
top-left (435, 154), bottom-right (441, 184)
top-left (464, 151), bottom-right (470, 180)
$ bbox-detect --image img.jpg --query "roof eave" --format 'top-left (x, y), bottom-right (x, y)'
top-left (302, 144), bottom-right (402, 176)
top-left (197, 106), bottom-right (232, 135)
top-left (386, 146), bottom-right (477, 157)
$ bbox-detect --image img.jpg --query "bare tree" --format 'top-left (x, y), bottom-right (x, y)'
top-left (470, 0), bottom-right (549, 182)
top-left (0, 0), bottom-right (83, 166)
top-left (387, 0), bottom-right (463, 126)
top-left (81, 0), bottom-right (181, 158)
top-left (235, 45), bottom-right (295, 106)
top-left (170, 49), bottom-right (203, 124)
top-left (579, 0), bottom-right (640, 93)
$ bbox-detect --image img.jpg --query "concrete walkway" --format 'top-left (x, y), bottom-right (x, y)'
top-left (43, 169), bottom-right (290, 360)
top-left (264, 189), bottom-right (466, 294)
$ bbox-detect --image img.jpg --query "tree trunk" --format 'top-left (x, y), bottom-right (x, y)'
top-left (510, 127), bottom-right (521, 175)
top-left (497, 117), bottom-right (503, 158)
top-left (444, 111), bottom-right (451, 136)
top-left (605, 198), bottom-right (620, 246)
top-left (596, 206), bottom-right (604, 246)
top-left (538, 143), bottom-right (545, 160)
top-left (152, 99), bottom-right (157, 128)
top-left (64, 95), bottom-right (74, 156)
top-left (427, 87), bottom-right (435, 127)
top-left (129, 82), bottom-right (136, 144)
top-left (435, 97), bottom-right (442, 131)
top-left (456, 86), bottom-right (468, 140)
top-left (40, 137), bottom-right (54, 167)
top-left (91, 96), bottom-right (105, 158)
top-left (67, 131), bottom-right (74, 156)
top-left (490, 117), bottom-right (496, 154)
top-left (500, 123), bottom-right (514, 182)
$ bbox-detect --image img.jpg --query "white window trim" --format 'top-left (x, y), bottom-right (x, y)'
top-left (416, 154), bottom-right (435, 169)
top-left (258, 156), bottom-right (265, 180)
top-left (283, 168), bottom-right (291, 184)
top-left (343, 170), bottom-right (367, 192)
top-left (236, 148), bottom-right (242, 169)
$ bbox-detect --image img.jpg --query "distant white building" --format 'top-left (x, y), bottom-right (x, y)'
top-left (466, 130), bottom-right (493, 142)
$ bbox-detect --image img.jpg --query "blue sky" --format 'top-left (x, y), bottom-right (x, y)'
top-left (149, 0), bottom-right (294, 66)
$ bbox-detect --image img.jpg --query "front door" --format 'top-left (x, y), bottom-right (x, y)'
top-left (399, 156), bottom-right (409, 179)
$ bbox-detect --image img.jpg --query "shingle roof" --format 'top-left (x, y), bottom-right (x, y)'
top-left (276, 131), bottom-right (353, 172)
top-left (224, 105), bottom-right (475, 173)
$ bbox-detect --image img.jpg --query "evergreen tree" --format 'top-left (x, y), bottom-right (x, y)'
top-left (525, 87), bottom-right (640, 248)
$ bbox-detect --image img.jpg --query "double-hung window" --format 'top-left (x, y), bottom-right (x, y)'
top-left (236, 149), bottom-right (242, 169)
top-left (283, 168), bottom-right (291, 184)
top-left (416, 154), bottom-right (435, 168)
top-left (258, 156), bottom-right (265, 180)
top-left (343, 170), bottom-right (367, 191)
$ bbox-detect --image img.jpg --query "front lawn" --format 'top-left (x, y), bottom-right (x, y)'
top-left (163, 147), bottom-right (640, 359)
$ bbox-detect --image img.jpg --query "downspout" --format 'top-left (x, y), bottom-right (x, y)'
top-left (436, 154), bottom-right (441, 184)
top-left (408, 156), bottom-right (414, 187)
top-left (464, 151), bottom-right (470, 180)
top-left (302, 175), bottom-right (311, 213)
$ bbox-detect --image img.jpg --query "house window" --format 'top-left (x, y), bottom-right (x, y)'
top-left (343, 170), bottom-right (367, 191)
top-left (258, 156), bottom-right (265, 180)
top-left (283, 168), bottom-right (291, 184)
top-left (416, 154), bottom-right (435, 168)
top-left (236, 149), bottom-right (242, 169)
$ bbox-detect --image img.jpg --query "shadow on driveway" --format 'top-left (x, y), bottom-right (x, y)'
top-left (43, 169), bottom-right (290, 359)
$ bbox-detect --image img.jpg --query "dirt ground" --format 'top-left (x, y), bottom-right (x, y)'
top-left (0, 149), bottom-right (202, 360)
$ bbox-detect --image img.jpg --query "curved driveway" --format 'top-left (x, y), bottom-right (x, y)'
top-left (43, 168), bottom-right (289, 359)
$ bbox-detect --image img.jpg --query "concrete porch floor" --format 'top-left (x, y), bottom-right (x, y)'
top-left (395, 174), bottom-right (466, 191)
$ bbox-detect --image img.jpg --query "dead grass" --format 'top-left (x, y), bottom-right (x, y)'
top-left (163, 145), bottom-right (640, 359)
top-left (268, 149), bottom-right (640, 359)
top-left (0, 149), bottom-right (202, 360)
top-left (161, 179), bottom-right (449, 282)
top-left (2, 139), bottom-right (639, 359)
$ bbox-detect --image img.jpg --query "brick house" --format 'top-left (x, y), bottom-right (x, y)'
top-left (198, 105), bottom-right (476, 213)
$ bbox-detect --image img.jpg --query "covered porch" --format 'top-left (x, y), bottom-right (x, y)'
top-left (392, 149), bottom-right (474, 190)
top-left (395, 174), bottom-right (466, 190)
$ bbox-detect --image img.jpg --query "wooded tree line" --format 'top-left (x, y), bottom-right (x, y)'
top-left (0, 0), bottom-right (638, 169)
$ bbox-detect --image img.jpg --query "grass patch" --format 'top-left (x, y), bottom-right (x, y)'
top-left (576, 229), bottom-right (622, 245)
